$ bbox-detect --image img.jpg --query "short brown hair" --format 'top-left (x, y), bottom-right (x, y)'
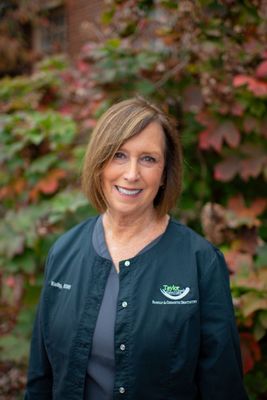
top-left (81, 97), bottom-right (182, 217)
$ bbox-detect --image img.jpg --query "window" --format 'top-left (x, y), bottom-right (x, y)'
top-left (35, 5), bottom-right (67, 54)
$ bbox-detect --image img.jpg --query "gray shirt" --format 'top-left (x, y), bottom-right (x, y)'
top-left (84, 216), bottom-right (163, 400)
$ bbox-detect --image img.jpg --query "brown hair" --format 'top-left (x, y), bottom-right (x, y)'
top-left (81, 97), bottom-right (182, 217)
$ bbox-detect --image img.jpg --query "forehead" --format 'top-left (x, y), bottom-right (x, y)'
top-left (120, 121), bottom-right (166, 153)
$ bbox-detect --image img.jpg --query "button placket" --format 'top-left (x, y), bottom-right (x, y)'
top-left (114, 263), bottom-right (132, 399)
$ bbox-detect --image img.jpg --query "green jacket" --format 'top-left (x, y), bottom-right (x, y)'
top-left (25, 217), bottom-right (248, 400)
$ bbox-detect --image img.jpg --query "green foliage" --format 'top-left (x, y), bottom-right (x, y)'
top-left (0, 56), bottom-right (68, 111)
top-left (1, 0), bottom-right (267, 398)
top-left (0, 57), bottom-right (92, 370)
top-left (0, 334), bottom-right (30, 363)
top-left (70, 0), bottom-right (267, 396)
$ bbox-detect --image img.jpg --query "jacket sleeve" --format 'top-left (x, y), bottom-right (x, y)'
top-left (196, 249), bottom-right (249, 400)
top-left (24, 253), bottom-right (53, 400)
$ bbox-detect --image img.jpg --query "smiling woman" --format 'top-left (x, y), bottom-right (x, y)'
top-left (25, 97), bottom-right (248, 400)
top-left (82, 97), bottom-right (182, 218)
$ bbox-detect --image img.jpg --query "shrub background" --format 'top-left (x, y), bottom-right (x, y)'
top-left (0, 1), bottom-right (267, 398)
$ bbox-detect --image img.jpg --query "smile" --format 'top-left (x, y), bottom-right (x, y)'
top-left (115, 186), bottom-right (143, 196)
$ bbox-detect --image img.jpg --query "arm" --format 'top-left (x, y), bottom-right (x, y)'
top-left (24, 302), bottom-right (53, 400)
top-left (197, 249), bottom-right (249, 400)
top-left (25, 252), bottom-right (53, 400)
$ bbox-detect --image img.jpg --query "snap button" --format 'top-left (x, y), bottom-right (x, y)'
top-left (119, 387), bottom-right (125, 394)
top-left (120, 344), bottom-right (126, 351)
top-left (124, 260), bottom-right (130, 266)
top-left (122, 301), bottom-right (128, 308)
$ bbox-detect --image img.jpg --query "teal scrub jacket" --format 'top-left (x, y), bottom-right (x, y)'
top-left (25, 217), bottom-right (249, 400)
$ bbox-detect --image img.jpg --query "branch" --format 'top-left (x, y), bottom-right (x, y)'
top-left (154, 55), bottom-right (189, 88)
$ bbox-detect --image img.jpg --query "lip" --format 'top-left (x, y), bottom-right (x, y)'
top-left (115, 185), bottom-right (143, 197)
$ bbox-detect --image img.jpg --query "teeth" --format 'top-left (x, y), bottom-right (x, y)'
top-left (116, 186), bottom-right (142, 196)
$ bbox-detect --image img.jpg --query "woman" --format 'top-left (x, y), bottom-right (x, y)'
top-left (25, 97), bottom-right (248, 400)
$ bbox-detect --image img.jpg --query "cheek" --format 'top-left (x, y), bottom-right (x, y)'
top-left (148, 168), bottom-right (165, 190)
top-left (101, 164), bottom-right (117, 184)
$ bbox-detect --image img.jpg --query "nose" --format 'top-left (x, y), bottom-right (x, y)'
top-left (123, 159), bottom-right (140, 182)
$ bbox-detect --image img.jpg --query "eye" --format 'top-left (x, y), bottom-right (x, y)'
top-left (113, 151), bottom-right (127, 161)
top-left (141, 155), bottom-right (156, 163)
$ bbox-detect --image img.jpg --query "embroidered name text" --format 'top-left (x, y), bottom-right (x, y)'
top-left (51, 281), bottom-right (71, 290)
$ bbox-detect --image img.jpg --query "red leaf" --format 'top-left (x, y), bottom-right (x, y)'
top-left (228, 194), bottom-right (267, 220)
top-left (233, 75), bottom-right (267, 96)
top-left (248, 79), bottom-right (267, 96)
top-left (256, 60), bottom-right (267, 79)
top-left (29, 169), bottom-right (67, 201)
top-left (39, 170), bottom-right (66, 194)
top-left (227, 194), bottom-right (245, 212)
top-left (214, 157), bottom-right (240, 181)
top-left (5, 276), bottom-right (16, 288)
top-left (240, 333), bottom-right (261, 374)
top-left (240, 156), bottom-right (266, 180)
top-left (77, 60), bottom-right (90, 73)
top-left (82, 118), bottom-right (97, 128)
top-left (79, 105), bottom-right (93, 119)
top-left (199, 121), bottom-right (240, 152)
top-left (59, 105), bottom-right (74, 116)
top-left (183, 85), bottom-right (204, 113)
top-left (224, 250), bottom-right (253, 273)
top-left (199, 128), bottom-right (217, 150)
top-left (233, 75), bottom-right (252, 88)
top-left (243, 116), bottom-right (259, 134)
top-left (199, 126), bottom-right (223, 152)
top-left (0, 178), bottom-right (26, 199)
top-left (217, 121), bottom-right (240, 148)
top-left (209, 129), bottom-right (223, 152)
top-left (248, 198), bottom-right (267, 216)
top-left (196, 112), bottom-right (216, 127)
top-left (38, 179), bottom-right (58, 194)
top-left (231, 102), bottom-right (245, 116)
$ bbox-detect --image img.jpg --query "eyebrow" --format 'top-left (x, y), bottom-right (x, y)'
top-left (119, 146), bottom-right (163, 155)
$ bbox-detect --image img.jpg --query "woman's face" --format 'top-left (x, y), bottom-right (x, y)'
top-left (101, 121), bottom-right (165, 219)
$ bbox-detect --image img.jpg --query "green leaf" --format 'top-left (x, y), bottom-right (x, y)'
top-left (105, 38), bottom-right (121, 49)
top-left (37, 55), bottom-right (69, 71)
top-left (253, 321), bottom-right (266, 341)
top-left (258, 310), bottom-right (267, 329)
top-left (14, 251), bottom-right (36, 274)
top-left (135, 79), bottom-right (155, 95)
top-left (49, 190), bottom-right (88, 219)
top-left (0, 222), bottom-right (24, 259)
top-left (28, 154), bottom-right (58, 174)
top-left (0, 257), bottom-right (20, 273)
top-left (0, 334), bottom-right (29, 362)
top-left (14, 307), bottom-right (37, 337)
top-left (255, 245), bottom-right (267, 268)
top-left (241, 292), bottom-right (267, 317)
top-left (101, 9), bottom-right (116, 24)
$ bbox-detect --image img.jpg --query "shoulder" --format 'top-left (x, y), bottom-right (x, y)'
top-left (48, 216), bottom-right (98, 259)
top-left (168, 218), bottom-right (226, 277)
top-left (168, 218), bottom-right (216, 253)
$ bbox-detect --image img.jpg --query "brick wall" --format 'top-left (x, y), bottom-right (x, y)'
top-left (66, 0), bottom-right (104, 58)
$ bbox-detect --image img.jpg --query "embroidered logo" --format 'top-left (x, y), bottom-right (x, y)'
top-left (160, 284), bottom-right (190, 300)
top-left (50, 281), bottom-right (71, 290)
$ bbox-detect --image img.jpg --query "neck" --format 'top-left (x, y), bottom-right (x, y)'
top-left (102, 209), bottom-right (167, 242)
